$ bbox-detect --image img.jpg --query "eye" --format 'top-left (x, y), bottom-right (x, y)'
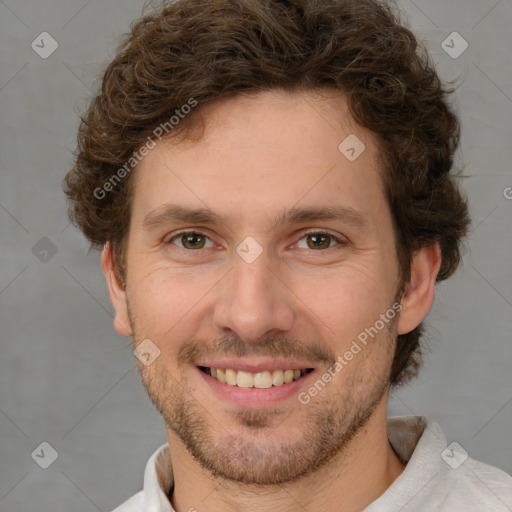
top-left (167, 231), bottom-right (214, 250)
top-left (165, 230), bottom-right (346, 253)
top-left (296, 231), bottom-right (343, 250)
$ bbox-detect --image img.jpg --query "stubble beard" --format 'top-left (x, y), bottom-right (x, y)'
top-left (134, 319), bottom-right (397, 487)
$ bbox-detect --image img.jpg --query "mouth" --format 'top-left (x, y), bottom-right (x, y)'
top-left (198, 366), bottom-right (315, 388)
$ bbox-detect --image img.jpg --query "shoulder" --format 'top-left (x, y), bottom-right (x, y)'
top-left (377, 416), bottom-right (512, 511)
top-left (438, 457), bottom-right (512, 509)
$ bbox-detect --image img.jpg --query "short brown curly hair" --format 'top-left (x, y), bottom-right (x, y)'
top-left (63, 0), bottom-right (470, 388)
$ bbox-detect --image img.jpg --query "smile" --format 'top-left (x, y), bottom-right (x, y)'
top-left (198, 366), bottom-right (314, 388)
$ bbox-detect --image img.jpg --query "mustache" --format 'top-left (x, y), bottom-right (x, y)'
top-left (177, 333), bottom-right (335, 368)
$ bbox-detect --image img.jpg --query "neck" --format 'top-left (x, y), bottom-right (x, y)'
top-left (166, 397), bottom-right (405, 512)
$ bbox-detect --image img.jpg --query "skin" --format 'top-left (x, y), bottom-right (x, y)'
top-left (102, 88), bottom-right (441, 512)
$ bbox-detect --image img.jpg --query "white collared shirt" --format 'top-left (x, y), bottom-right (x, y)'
top-left (111, 416), bottom-right (512, 511)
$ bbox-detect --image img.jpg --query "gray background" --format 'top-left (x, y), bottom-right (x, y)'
top-left (1, 0), bottom-right (511, 510)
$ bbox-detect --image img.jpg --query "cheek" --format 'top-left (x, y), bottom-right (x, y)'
top-left (128, 264), bottom-right (217, 341)
top-left (290, 264), bottom-right (394, 348)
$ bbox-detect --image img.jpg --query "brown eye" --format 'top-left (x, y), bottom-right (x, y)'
top-left (168, 231), bottom-right (213, 250)
top-left (307, 234), bottom-right (332, 249)
top-left (297, 232), bottom-right (341, 250)
top-left (181, 233), bottom-right (206, 249)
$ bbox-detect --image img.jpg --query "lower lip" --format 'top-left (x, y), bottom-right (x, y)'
top-left (197, 367), bottom-right (316, 408)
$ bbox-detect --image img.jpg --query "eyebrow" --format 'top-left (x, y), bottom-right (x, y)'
top-left (142, 204), bottom-right (370, 232)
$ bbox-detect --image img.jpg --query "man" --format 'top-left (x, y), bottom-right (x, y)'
top-left (63, 0), bottom-right (512, 510)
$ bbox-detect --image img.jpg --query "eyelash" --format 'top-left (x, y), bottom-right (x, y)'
top-left (165, 229), bottom-right (346, 253)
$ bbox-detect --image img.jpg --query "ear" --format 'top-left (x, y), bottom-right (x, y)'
top-left (397, 243), bottom-right (442, 335)
top-left (101, 242), bottom-right (132, 337)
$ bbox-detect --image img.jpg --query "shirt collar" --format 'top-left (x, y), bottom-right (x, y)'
top-left (142, 443), bottom-right (175, 512)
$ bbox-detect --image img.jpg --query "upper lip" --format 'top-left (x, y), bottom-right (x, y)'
top-left (195, 357), bottom-right (316, 373)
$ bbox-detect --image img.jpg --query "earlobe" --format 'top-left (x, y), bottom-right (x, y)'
top-left (397, 243), bottom-right (442, 335)
top-left (101, 242), bottom-right (132, 337)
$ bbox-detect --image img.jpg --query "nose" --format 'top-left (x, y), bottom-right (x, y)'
top-left (212, 250), bottom-right (295, 344)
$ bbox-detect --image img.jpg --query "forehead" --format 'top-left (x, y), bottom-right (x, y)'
top-left (130, 88), bottom-right (388, 232)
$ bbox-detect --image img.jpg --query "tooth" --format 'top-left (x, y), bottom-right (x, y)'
top-left (236, 370), bottom-right (254, 388)
top-left (216, 368), bottom-right (226, 383)
top-left (211, 368), bottom-right (308, 387)
top-left (284, 369), bottom-right (294, 383)
top-left (272, 369), bottom-right (284, 386)
top-left (225, 368), bottom-right (237, 386)
top-left (254, 371), bottom-right (273, 389)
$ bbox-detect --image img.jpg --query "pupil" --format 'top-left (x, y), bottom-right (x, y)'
top-left (309, 234), bottom-right (328, 249)
top-left (184, 234), bottom-right (204, 248)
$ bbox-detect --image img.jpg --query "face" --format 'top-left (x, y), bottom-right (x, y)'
top-left (111, 89), bottom-right (407, 485)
